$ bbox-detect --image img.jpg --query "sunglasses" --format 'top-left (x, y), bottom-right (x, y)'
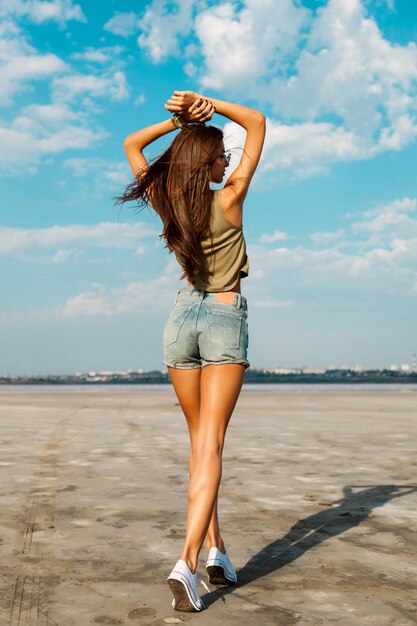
top-left (216, 153), bottom-right (232, 165)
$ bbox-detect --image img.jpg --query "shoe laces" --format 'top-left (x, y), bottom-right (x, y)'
top-left (199, 577), bottom-right (210, 594)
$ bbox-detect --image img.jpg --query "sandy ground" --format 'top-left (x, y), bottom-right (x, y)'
top-left (0, 389), bottom-right (416, 626)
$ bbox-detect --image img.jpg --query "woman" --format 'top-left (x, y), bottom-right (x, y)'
top-left (118, 90), bottom-right (265, 612)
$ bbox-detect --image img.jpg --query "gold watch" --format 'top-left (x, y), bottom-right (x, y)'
top-left (172, 113), bottom-right (185, 129)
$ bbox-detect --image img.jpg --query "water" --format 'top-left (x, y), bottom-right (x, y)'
top-left (0, 383), bottom-right (416, 393)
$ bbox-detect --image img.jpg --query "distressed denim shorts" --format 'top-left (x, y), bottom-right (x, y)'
top-left (162, 286), bottom-right (250, 370)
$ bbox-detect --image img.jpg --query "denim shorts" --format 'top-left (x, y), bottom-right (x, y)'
top-left (162, 286), bottom-right (249, 370)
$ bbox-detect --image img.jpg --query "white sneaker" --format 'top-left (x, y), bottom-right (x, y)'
top-left (167, 559), bottom-right (210, 612)
top-left (206, 547), bottom-right (238, 585)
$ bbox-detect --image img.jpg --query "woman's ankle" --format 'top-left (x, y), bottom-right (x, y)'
top-left (206, 537), bottom-right (225, 553)
top-left (179, 554), bottom-right (197, 574)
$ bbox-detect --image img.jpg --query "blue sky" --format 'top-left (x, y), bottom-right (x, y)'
top-left (1, 0), bottom-right (417, 375)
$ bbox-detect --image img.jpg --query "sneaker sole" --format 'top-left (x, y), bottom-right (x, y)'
top-left (167, 578), bottom-right (203, 612)
top-left (206, 565), bottom-right (237, 585)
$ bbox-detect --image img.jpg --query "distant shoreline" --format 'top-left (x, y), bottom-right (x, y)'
top-left (1, 380), bottom-right (417, 385)
top-left (1, 383), bottom-right (416, 393)
top-left (1, 369), bottom-right (416, 386)
top-left (0, 370), bottom-right (417, 388)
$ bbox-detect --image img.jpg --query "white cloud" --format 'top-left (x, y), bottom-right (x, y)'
top-left (20, 0), bottom-right (86, 24)
top-left (62, 260), bottom-right (178, 317)
top-left (6, 197), bottom-right (416, 326)
top-left (134, 93), bottom-right (146, 107)
top-left (137, 0), bottom-right (196, 62)
top-left (64, 157), bottom-right (132, 187)
top-left (71, 46), bottom-right (124, 64)
top-left (352, 197), bottom-right (417, 244)
top-left (224, 117), bottom-right (364, 179)
top-left (0, 258), bottom-right (180, 322)
top-left (247, 197), bottom-right (417, 303)
top-left (377, 115), bottom-right (417, 151)
top-left (263, 119), bottom-right (364, 176)
top-left (0, 0), bottom-right (86, 24)
top-left (0, 222), bottom-right (158, 256)
top-left (184, 60), bottom-right (197, 77)
top-left (137, 0), bottom-right (417, 175)
top-left (310, 230), bottom-right (345, 245)
top-left (22, 102), bottom-right (78, 124)
top-left (269, 0), bottom-right (417, 111)
top-left (0, 9), bottom-right (130, 172)
top-left (104, 11), bottom-right (138, 37)
top-left (63, 156), bottom-right (101, 176)
top-left (259, 230), bottom-right (288, 243)
top-left (266, 0), bottom-right (417, 161)
top-left (364, 0), bottom-right (396, 12)
top-left (195, 0), bottom-right (309, 90)
top-left (104, 162), bottom-right (132, 185)
top-left (0, 20), bottom-right (68, 107)
top-left (52, 70), bottom-right (129, 102)
top-left (52, 248), bottom-right (82, 263)
top-left (0, 104), bottom-right (106, 172)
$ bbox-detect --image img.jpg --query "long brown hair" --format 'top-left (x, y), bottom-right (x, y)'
top-left (115, 124), bottom-right (224, 284)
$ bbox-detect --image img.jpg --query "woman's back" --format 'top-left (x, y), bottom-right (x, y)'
top-left (174, 189), bottom-right (249, 293)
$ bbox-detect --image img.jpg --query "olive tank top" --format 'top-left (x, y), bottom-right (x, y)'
top-left (174, 189), bottom-right (249, 292)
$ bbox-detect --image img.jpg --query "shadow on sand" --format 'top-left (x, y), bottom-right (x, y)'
top-left (203, 484), bottom-right (417, 608)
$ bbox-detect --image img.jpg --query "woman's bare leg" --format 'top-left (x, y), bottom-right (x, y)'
top-left (167, 367), bottom-right (225, 554)
top-left (171, 364), bottom-right (245, 573)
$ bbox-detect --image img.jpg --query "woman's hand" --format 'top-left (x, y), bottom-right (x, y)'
top-left (164, 90), bottom-right (201, 111)
top-left (182, 99), bottom-right (215, 123)
top-left (164, 90), bottom-right (215, 123)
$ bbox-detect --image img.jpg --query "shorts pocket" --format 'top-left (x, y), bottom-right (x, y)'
top-left (163, 307), bottom-right (192, 347)
top-left (206, 310), bottom-right (242, 350)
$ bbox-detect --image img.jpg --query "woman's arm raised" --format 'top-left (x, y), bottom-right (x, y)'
top-left (123, 119), bottom-right (176, 178)
top-left (123, 100), bottom-right (215, 178)
top-left (164, 91), bottom-right (266, 202)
